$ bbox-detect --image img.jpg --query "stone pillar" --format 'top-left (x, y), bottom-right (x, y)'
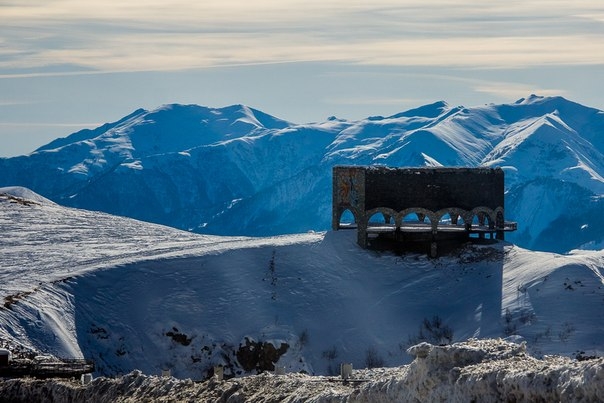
top-left (332, 168), bottom-right (340, 230)
top-left (496, 211), bottom-right (505, 240)
top-left (357, 221), bottom-right (368, 248)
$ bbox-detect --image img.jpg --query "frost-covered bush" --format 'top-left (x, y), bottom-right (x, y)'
top-left (364, 347), bottom-right (385, 369)
top-left (408, 315), bottom-right (454, 346)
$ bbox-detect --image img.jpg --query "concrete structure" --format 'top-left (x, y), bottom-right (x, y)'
top-left (332, 166), bottom-right (517, 256)
top-left (340, 363), bottom-right (353, 380)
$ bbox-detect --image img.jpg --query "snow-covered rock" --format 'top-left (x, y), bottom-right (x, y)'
top-left (0, 186), bottom-right (55, 205)
top-left (0, 339), bottom-right (602, 402)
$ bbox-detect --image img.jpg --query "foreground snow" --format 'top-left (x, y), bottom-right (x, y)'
top-left (1, 339), bottom-right (602, 402)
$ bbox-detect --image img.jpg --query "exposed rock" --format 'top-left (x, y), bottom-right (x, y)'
top-left (165, 328), bottom-right (192, 346)
top-left (235, 337), bottom-right (289, 372)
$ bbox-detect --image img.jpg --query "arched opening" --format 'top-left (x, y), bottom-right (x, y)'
top-left (437, 212), bottom-right (466, 231)
top-left (395, 208), bottom-right (436, 255)
top-left (366, 208), bottom-right (396, 225)
top-left (435, 208), bottom-right (468, 232)
top-left (402, 212), bottom-right (430, 225)
top-left (365, 208), bottom-right (397, 249)
top-left (398, 209), bottom-right (434, 234)
top-left (438, 213), bottom-right (466, 226)
top-left (401, 212), bottom-right (432, 236)
top-left (368, 211), bottom-right (386, 224)
top-left (471, 212), bottom-right (492, 228)
top-left (338, 208), bottom-right (357, 229)
top-left (433, 209), bottom-right (471, 251)
top-left (366, 208), bottom-right (397, 231)
top-left (368, 213), bottom-right (395, 225)
top-left (439, 212), bottom-right (452, 225)
top-left (470, 210), bottom-right (495, 240)
top-left (454, 215), bottom-right (466, 226)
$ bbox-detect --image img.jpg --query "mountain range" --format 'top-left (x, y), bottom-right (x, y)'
top-left (2, 94), bottom-right (604, 253)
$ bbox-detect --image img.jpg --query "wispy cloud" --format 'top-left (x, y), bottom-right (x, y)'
top-left (473, 83), bottom-right (565, 100)
top-left (0, 100), bottom-right (35, 106)
top-left (0, 122), bottom-right (100, 128)
top-left (1, 1), bottom-right (603, 76)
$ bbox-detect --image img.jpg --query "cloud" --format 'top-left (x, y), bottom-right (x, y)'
top-left (0, 122), bottom-right (100, 128)
top-left (473, 83), bottom-right (566, 100)
top-left (353, 35), bottom-right (604, 68)
top-left (323, 96), bottom-right (428, 107)
top-left (1, 1), bottom-right (603, 75)
top-left (0, 100), bottom-right (35, 106)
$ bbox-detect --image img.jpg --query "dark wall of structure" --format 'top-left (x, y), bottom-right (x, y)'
top-left (364, 167), bottom-right (504, 211)
top-left (332, 166), bottom-right (512, 252)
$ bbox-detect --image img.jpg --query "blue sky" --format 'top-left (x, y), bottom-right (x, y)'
top-left (1, 0), bottom-right (603, 156)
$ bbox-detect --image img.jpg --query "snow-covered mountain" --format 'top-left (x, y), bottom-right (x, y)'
top-left (1, 187), bottom-right (603, 381)
top-left (1, 95), bottom-right (604, 253)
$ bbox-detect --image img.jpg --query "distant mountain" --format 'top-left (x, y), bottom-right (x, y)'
top-left (2, 95), bottom-right (604, 253)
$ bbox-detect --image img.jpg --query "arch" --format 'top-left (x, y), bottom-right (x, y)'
top-left (469, 206), bottom-right (496, 229)
top-left (395, 207), bottom-right (438, 233)
top-left (337, 206), bottom-right (361, 229)
top-left (339, 208), bottom-right (357, 226)
top-left (435, 207), bottom-right (470, 227)
top-left (366, 207), bottom-right (397, 226)
top-left (438, 212), bottom-right (452, 225)
top-left (470, 212), bottom-right (490, 227)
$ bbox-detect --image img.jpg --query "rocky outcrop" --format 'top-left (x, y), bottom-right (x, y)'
top-left (0, 339), bottom-right (602, 402)
top-left (235, 337), bottom-right (289, 373)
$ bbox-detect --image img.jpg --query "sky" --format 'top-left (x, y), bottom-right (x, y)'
top-left (1, 0), bottom-right (603, 157)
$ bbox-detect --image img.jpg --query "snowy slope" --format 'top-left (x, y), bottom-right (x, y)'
top-left (1, 188), bottom-right (603, 380)
top-left (1, 96), bottom-right (603, 252)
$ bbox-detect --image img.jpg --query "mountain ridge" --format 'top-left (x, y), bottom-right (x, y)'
top-left (2, 95), bottom-right (604, 253)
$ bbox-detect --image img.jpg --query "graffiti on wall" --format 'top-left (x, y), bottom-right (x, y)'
top-left (337, 168), bottom-right (362, 207)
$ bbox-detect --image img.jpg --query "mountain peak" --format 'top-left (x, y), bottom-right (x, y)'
top-left (514, 94), bottom-right (545, 104)
top-left (35, 108), bottom-right (148, 153)
top-left (31, 103), bottom-right (293, 160)
top-left (388, 100), bottom-right (451, 119)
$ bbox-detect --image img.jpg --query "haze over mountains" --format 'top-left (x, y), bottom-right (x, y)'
top-left (2, 95), bottom-right (604, 253)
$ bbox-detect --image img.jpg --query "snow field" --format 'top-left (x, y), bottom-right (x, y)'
top-left (1, 188), bottom-right (603, 381)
